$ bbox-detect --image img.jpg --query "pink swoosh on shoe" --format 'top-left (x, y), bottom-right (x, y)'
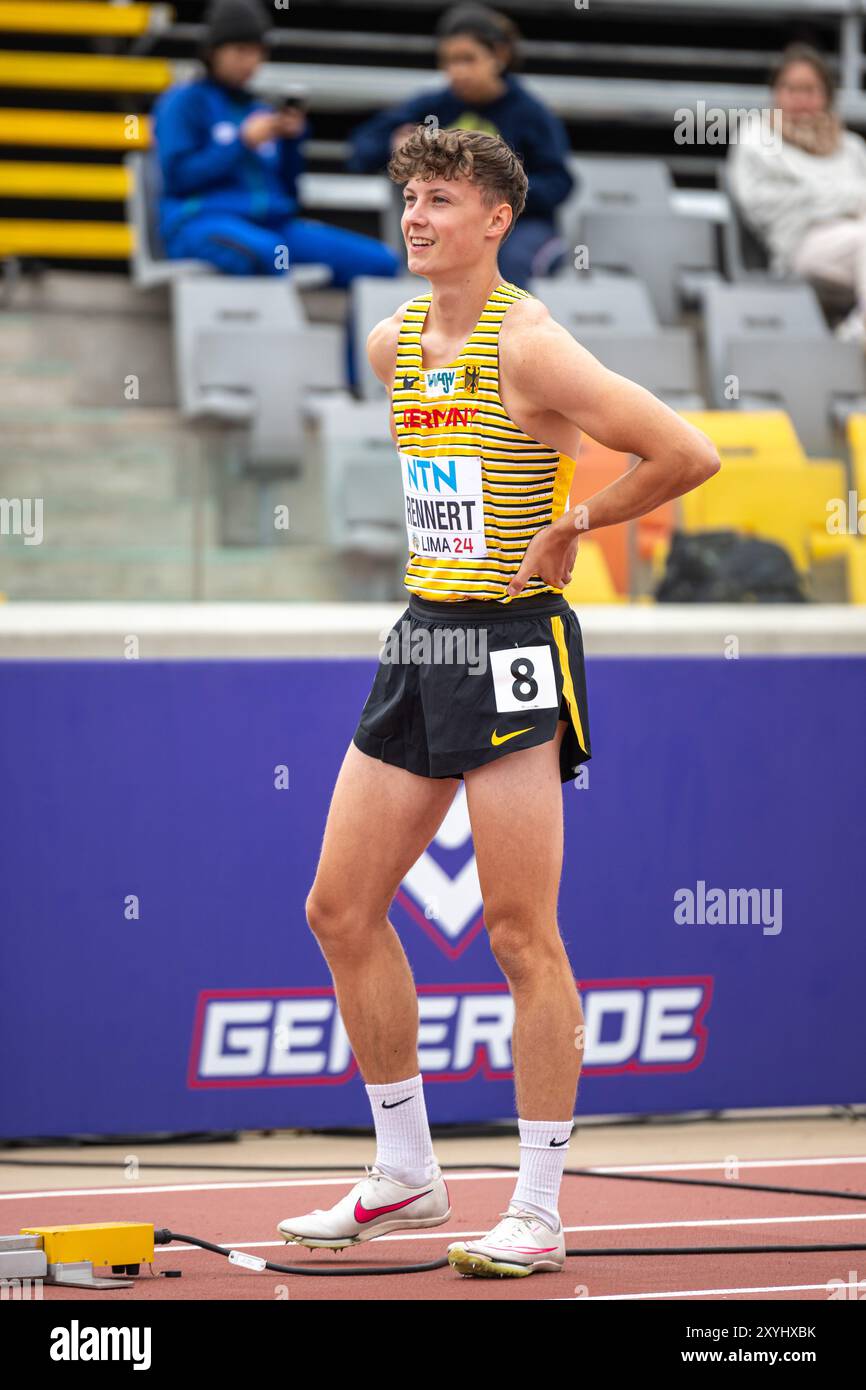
top-left (354, 1190), bottom-right (433, 1224)
top-left (475, 1244), bottom-right (558, 1254)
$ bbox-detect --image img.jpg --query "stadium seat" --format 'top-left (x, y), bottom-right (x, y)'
top-left (567, 434), bottom-right (674, 595)
top-left (556, 155), bottom-right (672, 255)
top-left (678, 411), bottom-right (864, 588)
top-left (172, 275), bottom-right (342, 448)
top-left (678, 458), bottom-right (849, 574)
top-left (717, 161), bottom-right (779, 284)
top-left (846, 414), bottom-right (866, 502)
top-left (126, 151), bottom-right (209, 289)
top-left (126, 150), bottom-right (333, 291)
top-left (190, 326), bottom-right (342, 469)
top-left (304, 396), bottom-right (404, 556)
top-left (562, 539), bottom-right (623, 605)
top-left (530, 275), bottom-right (703, 407)
top-left (575, 209), bottom-right (718, 323)
top-left (841, 415), bottom-right (866, 600)
top-left (702, 282), bottom-right (866, 457)
top-left (532, 271), bottom-right (658, 332)
top-left (846, 543), bottom-right (866, 604)
top-left (678, 410), bottom-right (809, 467)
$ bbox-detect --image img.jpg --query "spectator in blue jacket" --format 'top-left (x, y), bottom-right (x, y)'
top-left (347, 4), bottom-right (574, 286)
top-left (153, 0), bottom-right (399, 289)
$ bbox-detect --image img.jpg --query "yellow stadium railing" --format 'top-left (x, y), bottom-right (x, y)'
top-left (0, 52), bottom-right (173, 92)
top-left (0, 109), bottom-right (150, 148)
top-left (0, 219), bottom-right (131, 257)
top-left (0, 3), bottom-right (171, 36)
top-left (0, 161), bottom-right (129, 199)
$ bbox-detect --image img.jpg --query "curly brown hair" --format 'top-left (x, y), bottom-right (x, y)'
top-left (387, 127), bottom-right (528, 243)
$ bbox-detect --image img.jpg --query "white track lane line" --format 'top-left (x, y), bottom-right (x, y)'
top-left (3, 1154), bottom-right (865, 1202)
top-left (590, 1156), bottom-right (866, 1174)
top-left (554, 1281), bottom-right (860, 1300)
top-left (0, 1172), bottom-right (512, 1201)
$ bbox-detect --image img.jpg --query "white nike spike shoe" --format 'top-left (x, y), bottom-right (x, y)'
top-left (447, 1208), bottom-right (566, 1277)
top-left (277, 1163), bottom-right (452, 1250)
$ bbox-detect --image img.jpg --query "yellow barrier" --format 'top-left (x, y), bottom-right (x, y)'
top-left (0, 219), bottom-right (131, 256)
top-left (0, 3), bottom-right (169, 36)
top-left (679, 409), bottom-right (807, 465)
top-left (0, 161), bottom-right (129, 199)
top-left (680, 459), bottom-right (846, 573)
top-left (0, 51), bottom-right (172, 91)
top-left (0, 109), bottom-right (150, 148)
top-left (562, 539), bottom-right (623, 604)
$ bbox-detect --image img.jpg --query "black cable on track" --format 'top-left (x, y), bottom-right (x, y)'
top-left (7, 1156), bottom-right (864, 1275)
top-left (155, 1227), bottom-right (866, 1278)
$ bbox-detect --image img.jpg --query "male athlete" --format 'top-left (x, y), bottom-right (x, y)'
top-left (277, 128), bottom-right (720, 1277)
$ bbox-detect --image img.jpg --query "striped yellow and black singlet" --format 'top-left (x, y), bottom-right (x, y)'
top-left (393, 280), bottom-right (577, 604)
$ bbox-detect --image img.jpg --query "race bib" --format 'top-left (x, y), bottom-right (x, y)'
top-left (490, 645), bottom-right (559, 712)
top-left (399, 452), bottom-right (487, 559)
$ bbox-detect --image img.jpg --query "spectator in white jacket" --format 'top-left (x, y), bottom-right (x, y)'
top-left (728, 43), bottom-right (866, 340)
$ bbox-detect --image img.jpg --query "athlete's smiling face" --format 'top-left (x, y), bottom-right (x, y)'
top-left (402, 175), bottom-right (511, 276)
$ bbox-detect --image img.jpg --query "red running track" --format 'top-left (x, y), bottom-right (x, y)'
top-left (3, 1158), bottom-right (865, 1301)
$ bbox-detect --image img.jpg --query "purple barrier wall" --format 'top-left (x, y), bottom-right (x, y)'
top-left (1, 655), bottom-right (863, 1137)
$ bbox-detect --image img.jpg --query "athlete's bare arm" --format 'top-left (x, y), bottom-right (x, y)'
top-left (366, 304), bottom-right (413, 447)
top-left (498, 297), bottom-right (721, 595)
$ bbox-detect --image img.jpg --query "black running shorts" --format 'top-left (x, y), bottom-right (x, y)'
top-left (352, 591), bottom-right (591, 783)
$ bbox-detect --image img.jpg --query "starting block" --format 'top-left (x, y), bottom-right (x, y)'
top-left (2, 1223), bottom-right (155, 1290)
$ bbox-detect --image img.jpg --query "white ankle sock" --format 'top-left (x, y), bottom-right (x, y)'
top-left (364, 1073), bottom-right (438, 1187)
top-left (508, 1117), bottom-right (574, 1230)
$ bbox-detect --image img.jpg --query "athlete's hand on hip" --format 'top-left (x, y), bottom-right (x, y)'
top-left (507, 517), bottom-right (581, 597)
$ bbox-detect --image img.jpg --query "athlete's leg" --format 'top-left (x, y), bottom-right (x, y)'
top-left (275, 745), bottom-right (458, 1245)
top-left (446, 724), bottom-right (581, 1255)
top-left (306, 741), bottom-right (459, 1082)
top-left (463, 721), bottom-right (583, 1120)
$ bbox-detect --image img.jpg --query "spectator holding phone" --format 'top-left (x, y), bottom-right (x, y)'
top-left (347, 3), bottom-right (574, 286)
top-left (153, 0), bottom-right (399, 287)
